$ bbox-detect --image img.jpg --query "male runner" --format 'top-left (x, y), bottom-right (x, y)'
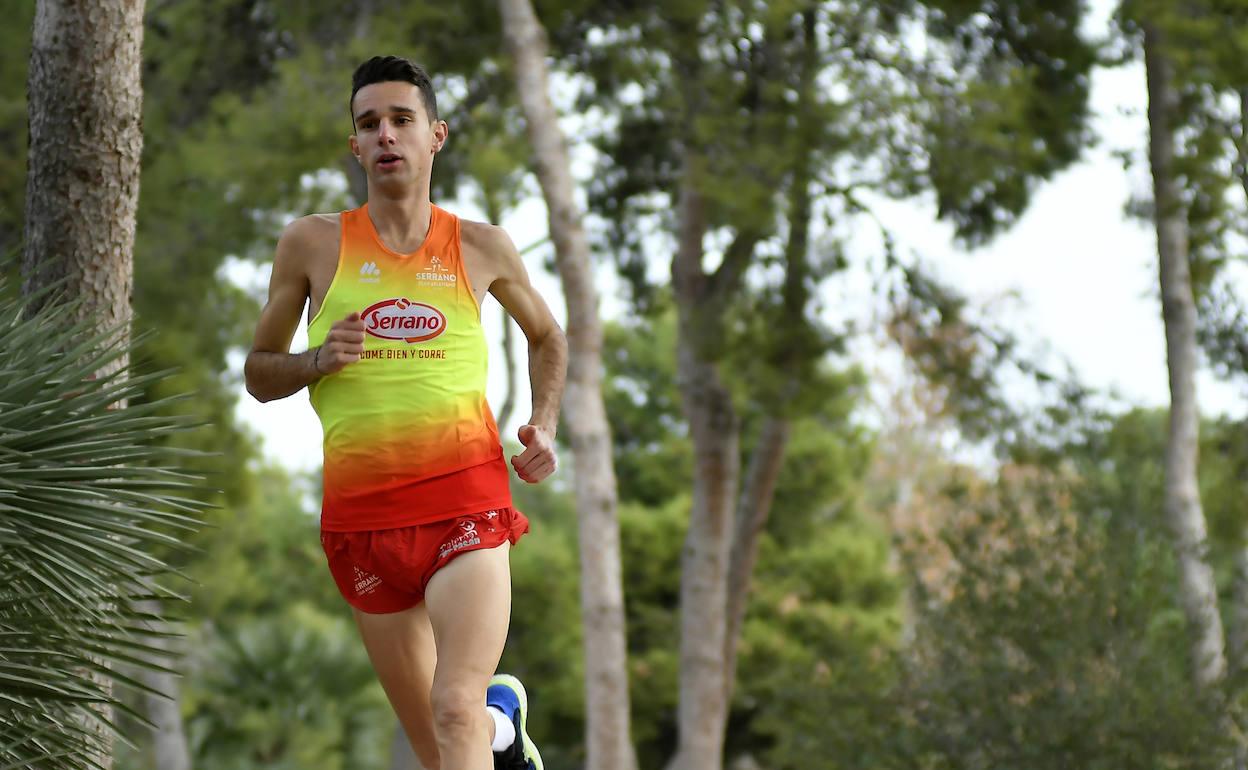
top-left (243, 55), bottom-right (565, 770)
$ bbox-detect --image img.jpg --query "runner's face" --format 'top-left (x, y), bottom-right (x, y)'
top-left (350, 81), bottom-right (447, 187)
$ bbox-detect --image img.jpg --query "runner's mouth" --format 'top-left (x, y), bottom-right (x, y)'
top-left (378, 153), bottom-right (403, 169)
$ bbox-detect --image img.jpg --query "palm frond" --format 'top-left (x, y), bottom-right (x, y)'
top-left (0, 277), bottom-right (210, 770)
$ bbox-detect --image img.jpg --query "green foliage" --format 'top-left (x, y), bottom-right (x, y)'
top-left (752, 368), bottom-right (874, 544)
top-left (1198, 269), bottom-right (1248, 389)
top-left (578, 0), bottom-right (887, 298)
top-left (765, 465), bottom-right (1232, 769)
top-left (567, 0), bottom-right (1098, 478)
top-left (184, 465), bottom-right (338, 621)
top-left (1199, 416), bottom-right (1248, 555)
top-left (892, 468), bottom-right (1231, 769)
top-left (618, 496), bottom-right (687, 764)
top-left (574, 0), bottom-right (1095, 284)
top-left (1065, 408), bottom-right (1248, 622)
top-left (0, 281), bottom-right (209, 770)
top-left (602, 304), bottom-right (873, 516)
top-left (918, 1), bottom-right (1097, 243)
top-left (612, 483), bottom-right (903, 767)
top-left (183, 605), bottom-right (391, 770)
top-left (741, 508), bottom-right (903, 765)
top-left (600, 309), bottom-right (692, 506)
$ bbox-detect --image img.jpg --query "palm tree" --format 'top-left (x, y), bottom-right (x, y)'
top-left (0, 278), bottom-right (207, 769)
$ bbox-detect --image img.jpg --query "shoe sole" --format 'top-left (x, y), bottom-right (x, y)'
top-left (490, 674), bottom-right (544, 770)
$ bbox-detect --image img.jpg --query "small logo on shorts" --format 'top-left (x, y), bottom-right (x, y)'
top-left (440, 522), bottom-right (482, 561)
top-left (353, 565), bottom-right (382, 596)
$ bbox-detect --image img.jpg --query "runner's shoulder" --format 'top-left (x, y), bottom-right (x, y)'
top-left (280, 213), bottom-right (339, 249)
top-left (459, 218), bottom-right (519, 267)
top-left (280, 213), bottom-right (340, 255)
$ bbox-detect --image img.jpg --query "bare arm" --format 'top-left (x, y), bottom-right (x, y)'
top-left (486, 227), bottom-right (568, 482)
top-left (244, 218), bottom-right (364, 402)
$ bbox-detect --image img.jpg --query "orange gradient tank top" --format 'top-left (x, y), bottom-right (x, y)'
top-left (308, 204), bottom-right (511, 531)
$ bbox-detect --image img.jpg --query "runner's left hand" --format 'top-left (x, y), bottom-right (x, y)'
top-left (511, 424), bottom-right (557, 484)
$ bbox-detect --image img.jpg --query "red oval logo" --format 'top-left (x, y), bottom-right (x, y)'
top-left (362, 298), bottom-right (447, 343)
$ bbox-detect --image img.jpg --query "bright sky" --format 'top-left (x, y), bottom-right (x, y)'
top-left (227, 1), bottom-right (1246, 473)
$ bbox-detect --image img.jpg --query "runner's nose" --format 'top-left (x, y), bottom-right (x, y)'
top-left (377, 119), bottom-right (397, 144)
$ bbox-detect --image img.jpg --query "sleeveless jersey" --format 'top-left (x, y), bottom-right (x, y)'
top-left (308, 204), bottom-right (511, 532)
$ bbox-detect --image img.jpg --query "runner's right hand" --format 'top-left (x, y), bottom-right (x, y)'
top-left (316, 312), bottom-right (366, 375)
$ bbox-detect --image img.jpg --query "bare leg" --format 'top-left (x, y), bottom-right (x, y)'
top-left (425, 542), bottom-right (513, 770)
top-left (352, 602), bottom-right (441, 769)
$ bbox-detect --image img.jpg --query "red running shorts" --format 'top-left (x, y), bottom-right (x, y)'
top-left (320, 506), bottom-right (530, 614)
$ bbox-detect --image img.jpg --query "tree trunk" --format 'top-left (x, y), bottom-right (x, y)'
top-left (665, 23), bottom-right (786, 758)
top-left (722, 416), bottom-right (790, 704)
top-left (22, 2), bottom-right (146, 767)
top-left (23, 0), bottom-right (143, 354)
top-left (665, 13), bottom-right (817, 758)
top-left (496, 4), bottom-right (638, 770)
top-left (143, 668), bottom-right (192, 770)
top-left (672, 317), bottom-right (739, 770)
top-left (134, 600), bottom-right (192, 770)
top-left (1144, 22), bottom-right (1227, 690)
top-left (666, 155), bottom-right (738, 770)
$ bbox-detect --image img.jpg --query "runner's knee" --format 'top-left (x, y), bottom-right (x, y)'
top-left (430, 682), bottom-right (484, 739)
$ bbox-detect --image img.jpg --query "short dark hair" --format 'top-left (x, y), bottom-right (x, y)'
top-left (350, 56), bottom-right (438, 127)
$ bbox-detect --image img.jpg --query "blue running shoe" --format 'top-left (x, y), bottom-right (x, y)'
top-left (487, 674), bottom-right (543, 770)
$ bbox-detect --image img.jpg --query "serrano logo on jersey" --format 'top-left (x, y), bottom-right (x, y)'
top-left (362, 297), bottom-right (447, 343)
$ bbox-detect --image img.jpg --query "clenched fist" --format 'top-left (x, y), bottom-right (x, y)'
top-left (315, 312), bottom-right (367, 375)
top-left (511, 424), bottom-right (557, 484)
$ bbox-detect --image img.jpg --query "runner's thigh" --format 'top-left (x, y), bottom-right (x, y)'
top-left (424, 542), bottom-right (512, 702)
top-left (353, 603), bottom-right (439, 766)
